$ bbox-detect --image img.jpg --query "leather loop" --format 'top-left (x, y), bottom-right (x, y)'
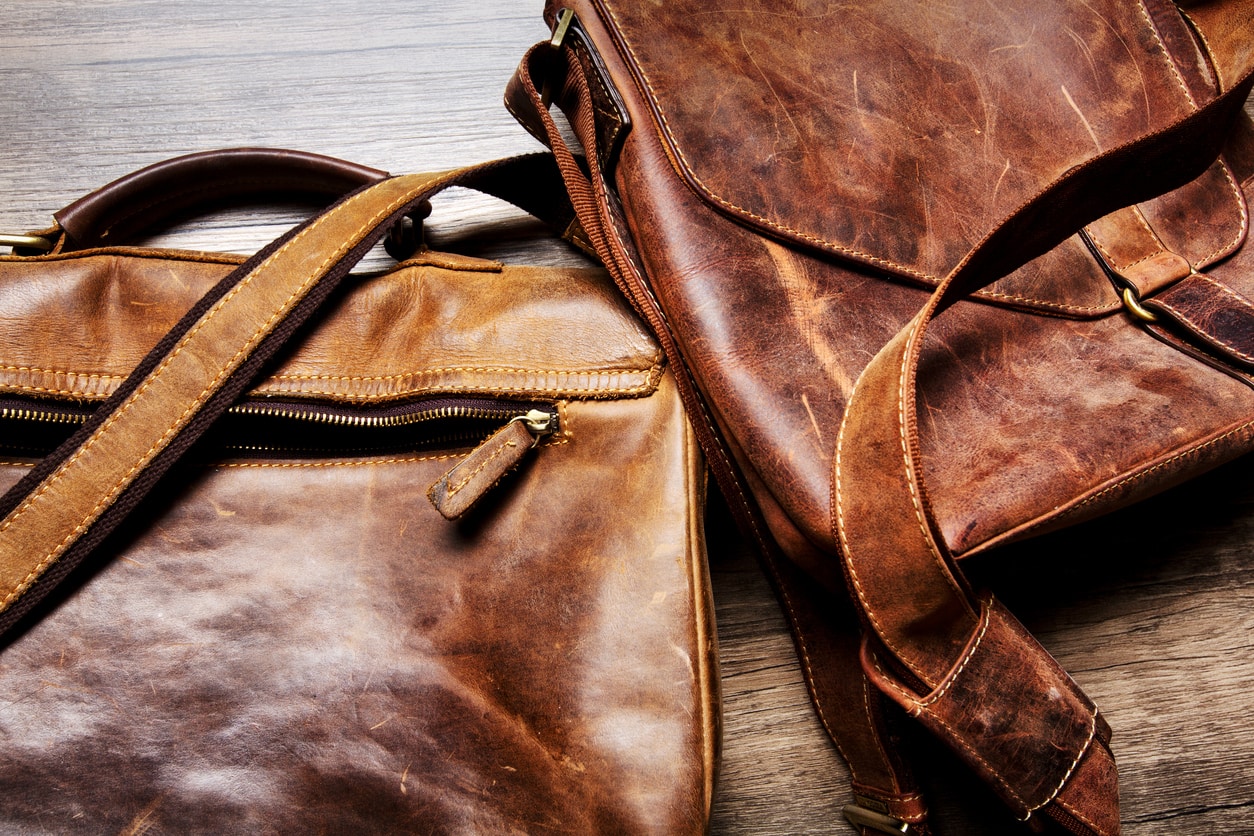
top-left (862, 598), bottom-right (1114, 826)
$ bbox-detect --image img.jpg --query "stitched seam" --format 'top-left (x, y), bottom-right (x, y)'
top-left (1024, 710), bottom-right (1098, 816)
top-left (1196, 161), bottom-right (1250, 268)
top-left (596, 2), bottom-right (1151, 315)
top-left (0, 176), bottom-right (426, 605)
top-left (1153, 300), bottom-right (1254, 362)
top-left (1084, 216), bottom-right (1167, 274)
top-left (573, 67), bottom-right (857, 758)
top-left (1055, 795), bottom-right (1112, 836)
top-left (442, 434), bottom-right (518, 500)
top-left (1155, 276), bottom-right (1254, 362)
top-left (1137, 0), bottom-right (1198, 108)
top-left (913, 601), bottom-right (992, 709)
top-left (595, 2), bottom-right (934, 280)
top-left (1050, 419), bottom-right (1254, 526)
top-left (896, 323), bottom-right (975, 630)
top-left (557, 46), bottom-right (856, 757)
top-left (218, 452), bottom-right (461, 469)
top-left (1129, 204), bottom-right (1164, 245)
top-left (270, 365), bottom-right (659, 382)
top-left (0, 386), bottom-right (108, 399)
top-left (575, 39), bottom-right (625, 135)
top-left (267, 381), bottom-right (659, 399)
top-left (1179, 11), bottom-right (1219, 89)
top-left (858, 677), bottom-right (894, 787)
top-left (868, 653), bottom-right (1030, 812)
top-left (557, 400), bottom-right (572, 441)
top-left (0, 365), bottom-right (125, 382)
top-left (834, 360), bottom-right (927, 681)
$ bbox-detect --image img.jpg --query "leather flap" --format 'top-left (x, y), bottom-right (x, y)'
top-left (588, 0), bottom-right (1248, 315)
top-left (0, 250), bottom-right (664, 403)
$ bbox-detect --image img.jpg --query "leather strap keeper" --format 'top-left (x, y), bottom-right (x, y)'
top-left (863, 598), bottom-right (1114, 826)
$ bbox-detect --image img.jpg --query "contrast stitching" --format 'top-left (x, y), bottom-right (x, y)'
top-left (595, 1), bottom-right (1144, 315)
top-left (858, 677), bottom-right (894, 786)
top-left (442, 433), bottom-right (518, 500)
top-left (1023, 710), bottom-right (1098, 817)
top-left (1178, 11), bottom-right (1219, 90)
top-left (558, 49), bottom-right (857, 757)
top-left (868, 653), bottom-right (1030, 812)
top-left (0, 175), bottom-right (431, 605)
top-left (270, 363), bottom-right (662, 383)
top-left (834, 354), bottom-right (926, 681)
top-left (1137, 0), bottom-right (1198, 108)
top-left (1152, 297), bottom-right (1254, 363)
top-left (912, 600), bottom-right (992, 710)
top-left (896, 322), bottom-right (976, 626)
top-left (1194, 161), bottom-right (1249, 269)
top-left (0, 365), bottom-right (125, 382)
top-left (1053, 419), bottom-right (1254, 524)
top-left (217, 452), bottom-right (460, 469)
top-left (265, 381), bottom-right (659, 400)
top-left (1055, 795), bottom-right (1113, 836)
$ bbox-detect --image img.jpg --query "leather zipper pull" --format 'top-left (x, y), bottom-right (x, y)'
top-left (427, 409), bottom-right (554, 520)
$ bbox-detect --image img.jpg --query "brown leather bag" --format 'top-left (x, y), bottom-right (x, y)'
top-left (0, 150), bottom-right (717, 833)
top-left (507, 3), bottom-right (1254, 834)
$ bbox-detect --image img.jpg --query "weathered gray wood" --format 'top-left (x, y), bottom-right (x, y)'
top-left (1, 3), bottom-right (1252, 833)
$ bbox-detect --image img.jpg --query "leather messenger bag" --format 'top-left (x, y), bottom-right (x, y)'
top-left (507, 2), bottom-right (1254, 834)
top-left (0, 150), bottom-right (718, 833)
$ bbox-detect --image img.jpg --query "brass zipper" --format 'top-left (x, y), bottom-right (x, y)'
top-left (0, 397), bottom-right (558, 453)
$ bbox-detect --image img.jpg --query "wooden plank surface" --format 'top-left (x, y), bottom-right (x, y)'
top-left (1, 3), bottom-right (1251, 833)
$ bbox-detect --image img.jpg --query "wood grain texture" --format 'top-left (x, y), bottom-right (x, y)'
top-left (1, 3), bottom-right (1252, 833)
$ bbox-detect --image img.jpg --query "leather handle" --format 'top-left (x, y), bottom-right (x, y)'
top-left (52, 148), bottom-right (390, 251)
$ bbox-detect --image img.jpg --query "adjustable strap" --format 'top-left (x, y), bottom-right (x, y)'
top-left (0, 153), bottom-right (575, 638)
top-left (834, 50), bottom-right (1254, 835)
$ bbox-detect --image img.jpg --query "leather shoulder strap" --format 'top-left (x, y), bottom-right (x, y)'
top-left (0, 154), bottom-right (573, 638)
top-left (832, 47), bottom-right (1254, 836)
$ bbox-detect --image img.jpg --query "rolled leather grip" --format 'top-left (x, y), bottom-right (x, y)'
top-left (53, 148), bottom-right (390, 250)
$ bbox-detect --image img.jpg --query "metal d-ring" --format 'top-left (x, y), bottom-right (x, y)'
top-left (1121, 287), bottom-right (1160, 323)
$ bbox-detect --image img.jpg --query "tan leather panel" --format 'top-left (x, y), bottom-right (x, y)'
top-left (0, 257), bottom-right (663, 403)
top-left (0, 172), bottom-right (451, 612)
top-left (0, 370), bottom-right (717, 832)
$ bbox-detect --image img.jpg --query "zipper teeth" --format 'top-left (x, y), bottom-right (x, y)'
top-left (0, 402), bottom-right (552, 429)
top-left (0, 406), bottom-right (88, 424)
top-left (225, 403), bottom-right (540, 428)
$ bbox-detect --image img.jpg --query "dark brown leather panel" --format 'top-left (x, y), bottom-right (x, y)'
top-left (551, 0), bottom-right (1254, 563)
top-left (0, 256), bottom-right (664, 403)
top-left (1145, 270), bottom-right (1254, 369)
top-left (0, 370), bottom-right (715, 834)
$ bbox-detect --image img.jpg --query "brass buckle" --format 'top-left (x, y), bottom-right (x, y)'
top-left (0, 233), bottom-right (53, 253)
top-left (1121, 286), bottom-right (1160, 323)
top-left (843, 804), bottom-right (911, 834)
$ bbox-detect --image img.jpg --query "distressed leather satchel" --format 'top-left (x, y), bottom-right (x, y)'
top-left (0, 150), bottom-right (717, 833)
top-left (507, 3), bottom-right (1254, 834)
